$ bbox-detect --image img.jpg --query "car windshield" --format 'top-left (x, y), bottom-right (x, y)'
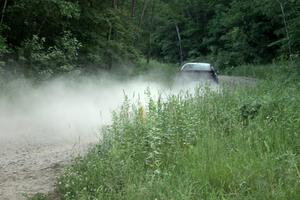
top-left (181, 63), bottom-right (211, 71)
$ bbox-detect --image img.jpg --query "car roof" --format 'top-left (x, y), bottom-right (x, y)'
top-left (181, 63), bottom-right (212, 71)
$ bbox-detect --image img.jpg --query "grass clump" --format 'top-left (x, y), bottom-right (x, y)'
top-left (58, 63), bottom-right (300, 200)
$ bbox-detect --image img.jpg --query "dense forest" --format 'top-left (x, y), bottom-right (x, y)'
top-left (0, 0), bottom-right (299, 79)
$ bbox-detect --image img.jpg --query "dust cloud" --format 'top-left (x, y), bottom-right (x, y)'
top-left (0, 72), bottom-right (221, 149)
top-left (0, 75), bottom-right (169, 148)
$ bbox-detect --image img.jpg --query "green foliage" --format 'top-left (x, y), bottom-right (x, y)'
top-left (240, 102), bottom-right (262, 126)
top-left (73, 3), bottom-right (140, 69)
top-left (29, 193), bottom-right (50, 200)
top-left (0, 26), bottom-right (8, 54)
top-left (289, 3), bottom-right (300, 56)
top-left (57, 63), bottom-right (300, 200)
top-left (149, 0), bottom-right (300, 67)
top-left (19, 32), bottom-right (81, 79)
top-left (0, 61), bottom-right (5, 86)
top-left (5, 0), bottom-right (79, 44)
top-left (0, 35), bottom-right (8, 54)
top-left (0, 0), bottom-right (300, 75)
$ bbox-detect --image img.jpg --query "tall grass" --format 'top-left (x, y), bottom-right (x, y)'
top-left (53, 63), bottom-right (300, 200)
top-left (223, 62), bottom-right (300, 80)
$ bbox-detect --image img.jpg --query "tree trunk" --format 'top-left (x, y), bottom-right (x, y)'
top-left (107, 26), bottom-right (113, 70)
top-left (175, 24), bottom-right (183, 65)
top-left (112, 0), bottom-right (118, 9)
top-left (107, 0), bottom-right (119, 70)
top-left (131, 0), bottom-right (136, 17)
top-left (277, 0), bottom-right (293, 61)
top-left (139, 0), bottom-right (149, 27)
top-left (147, 0), bottom-right (155, 63)
top-left (0, 0), bottom-right (8, 25)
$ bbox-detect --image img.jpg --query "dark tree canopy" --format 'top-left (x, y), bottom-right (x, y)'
top-left (0, 0), bottom-right (299, 78)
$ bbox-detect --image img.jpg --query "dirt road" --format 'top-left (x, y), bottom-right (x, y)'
top-left (0, 142), bottom-right (91, 200)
